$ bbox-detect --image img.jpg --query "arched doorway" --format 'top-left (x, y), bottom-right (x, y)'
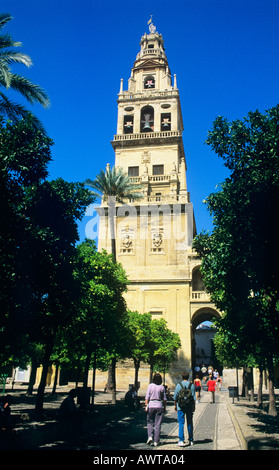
top-left (191, 307), bottom-right (221, 377)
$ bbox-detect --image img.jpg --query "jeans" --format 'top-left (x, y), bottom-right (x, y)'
top-left (147, 407), bottom-right (164, 443)
top-left (177, 409), bottom-right (193, 442)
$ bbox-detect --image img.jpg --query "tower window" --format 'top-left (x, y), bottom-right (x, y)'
top-left (192, 267), bottom-right (205, 291)
top-left (141, 105), bottom-right (154, 132)
top-left (150, 311), bottom-right (163, 317)
top-left (153, 165), bottom-right (164, 175)
top-left (128, 166), bottom-right (139, 177)
top-left (123, 115), bottom-right (134, 134)
top-left (144, 75), bottom-right (155, 89)
top-left (161, 113), bottom-right (171, 131)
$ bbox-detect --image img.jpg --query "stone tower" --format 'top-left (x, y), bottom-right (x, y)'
top-left (97, 20), bottom-right (219, 389)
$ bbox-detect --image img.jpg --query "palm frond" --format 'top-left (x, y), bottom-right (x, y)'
top-left (9, 74), bottom-right (50, 108)
top-left (0, 92), bottom-right (46, 132)
top-left (0, 64), bottom-right (11, 88)
top-left (0, 34), bottom-right (22, 50)
top-left (0, 50), bottom-right (32, 67)
top-left (85, 166), bottom-right (144, 203)
top-left (0, 14), bottom-right (12, 31)
top-left (0, 14), bottom-right (50, 115)
top-left (84, 177), bottom-right (103, 198)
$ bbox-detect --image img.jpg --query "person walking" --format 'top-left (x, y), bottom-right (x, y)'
top-left (216, 374), bottom-right (222, 392)
top-left (193, 374), bottom-right (202, 402)
top-left (145, 373), bottom-right (167, 447)
top-left (201, 364), bottom-right (207, 382)
top-left (213, 369), bottom-right (219, 381)
top-left (207, 374), bottom-right (217, 403)
top-left (173, 372), bottom-right (196, 447)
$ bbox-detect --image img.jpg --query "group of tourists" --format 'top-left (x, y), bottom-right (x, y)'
top-left (145, 371), bottom-right (196, 447)
top-left (194, 363), bottom-right (221, 381)
top-left (192, 364), bottom-right (222, 403)
top-left (145, 368), bottom-right (223, 447)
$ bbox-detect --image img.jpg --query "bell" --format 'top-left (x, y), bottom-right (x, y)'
top-left (162, 118), bottom-right (170, 128)
top-left (142, 113), bottom-right (153, 131)
top-left (143, 121), bottom-right (152, 130)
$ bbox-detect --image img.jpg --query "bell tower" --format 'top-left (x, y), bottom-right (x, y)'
top-left (112, 19), bottom-right (188, 204)
top-left (97, 20), bottom-right (216, 388)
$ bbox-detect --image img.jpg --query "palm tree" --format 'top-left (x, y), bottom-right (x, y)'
top-left (85, 164), bottom-right (143, 403)
top-left (0, 14), bottom-right (50, 130)
top-left (85, 163), bottom-right (143, 261)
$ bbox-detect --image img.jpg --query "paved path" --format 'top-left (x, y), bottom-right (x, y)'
top-left (40, 389), bottom-right (241, 451)
top-left (4, 384), bottom-right (279, 452)
top-left (130, 389), bottom-right (242, 451)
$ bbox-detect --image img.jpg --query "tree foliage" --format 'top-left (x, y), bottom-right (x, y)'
top-left (125, 311), bottom-right (181, 384)
top-left (85, 164), bottom-right (143, 205)
top-left (148, 318), bottom-right (181, 375)
top-left (0, 115), bottom-right (53, 361)
top-left (193, 105), bottom-right (279, 414)
top-left (72, 240), bottom-right (128, 355)
top-left (0, 115), bottom-right (95, 412)
top-left (84, 164), bottom-right (143, 401)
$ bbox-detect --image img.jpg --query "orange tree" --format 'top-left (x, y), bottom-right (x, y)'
top-left (193, 105), bottom-right (279, 415)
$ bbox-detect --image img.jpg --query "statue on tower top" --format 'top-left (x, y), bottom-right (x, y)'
top-left (147, 15), bottom-right (156, 33)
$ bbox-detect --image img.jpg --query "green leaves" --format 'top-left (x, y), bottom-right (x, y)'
top-left (62, 239), bottom-right (129, 367)
top-left (0, 114), bottom-right (53, 184)
top-left (206, 106), bottom-right (279, 180)
top-left (0, 116), bottom-right (95, 365)
top-left (125, 311), bottom-right (181, 375)
top-left (194, 105), bottom-right (279, 368)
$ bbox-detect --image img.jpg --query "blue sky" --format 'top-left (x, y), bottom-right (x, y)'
top-left (2, 0), bottom-right (279, 240)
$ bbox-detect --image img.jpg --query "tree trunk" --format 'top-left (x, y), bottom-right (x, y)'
top-left (107, 198), bottom-right (117, 404)
top-left (83, 351), bottom-right (92, 388)
top-left (264, 369), bottom-right (268, 390)
top-left (149, 364), bottom-right (154, 383)
top-left (133, 359), bottom-right (140, 388)
top-left (35, 342), bottom-right (53, 416)
top-left (267, 354), bottom-right (277, 416)
top-left (107, 357), bottom-right (117, 404)
top-left (27, 360), bottom-right (38, 395)
top-left (91, 351), bottom-right (97, 407)
top-left (108, 198), bottom-right (116, 262)
top-left (242, 366), bottom-right (249, 398)
top-left (249, 367), bottom-right (254, 402)
top-left (257, 367), bottom-right (263, 408)
top-left (52, 360), bottom-right (59, 394)
top-left (75, 365), bottom-right (81, 388)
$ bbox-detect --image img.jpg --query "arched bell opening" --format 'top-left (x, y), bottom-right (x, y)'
top-left (140, 105), bottom-right (154, 132)
top-left (144, 75), bottom-right (155, 89)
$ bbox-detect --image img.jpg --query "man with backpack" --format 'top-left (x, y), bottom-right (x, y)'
top-left (173, 371), bottom-right (196, 447)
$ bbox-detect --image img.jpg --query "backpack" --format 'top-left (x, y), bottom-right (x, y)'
top-left (177, 381), bottom-right (194, 411)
